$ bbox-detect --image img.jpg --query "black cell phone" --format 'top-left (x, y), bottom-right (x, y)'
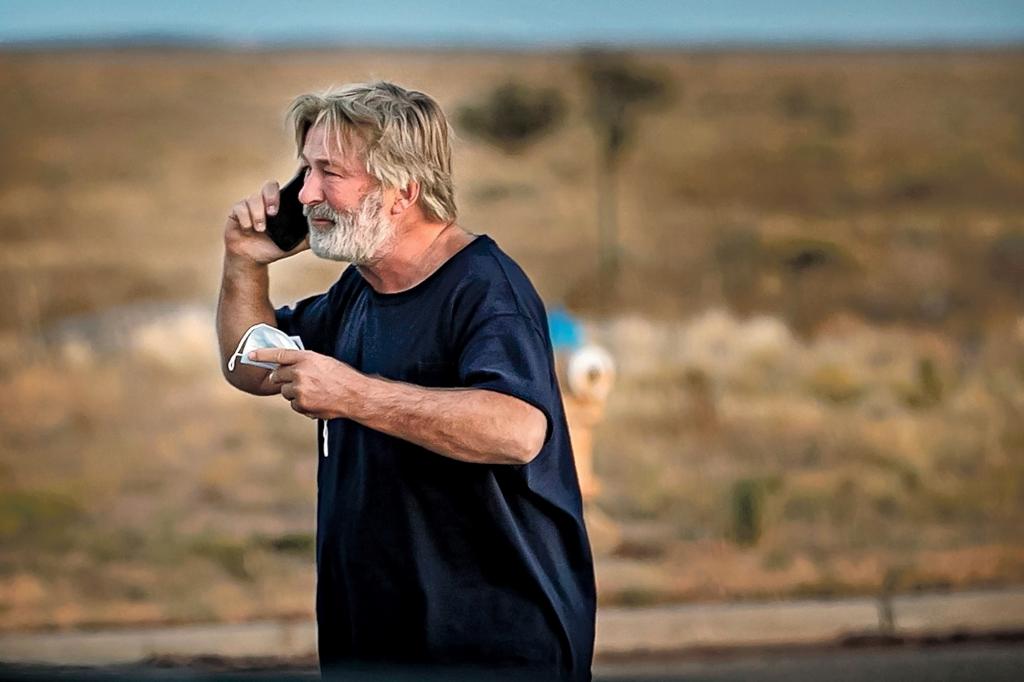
top-left (265, 170), bottom-right (308, 252)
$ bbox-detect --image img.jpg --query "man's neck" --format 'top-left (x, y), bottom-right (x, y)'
top-left (356, 221), bottom-right (477, 294)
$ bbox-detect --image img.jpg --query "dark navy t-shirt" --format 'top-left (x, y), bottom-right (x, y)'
top-left (274, 235), bottom-right (596, 680)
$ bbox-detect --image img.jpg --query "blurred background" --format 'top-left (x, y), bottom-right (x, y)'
top-left (1, 0), bottom-right (1023, 676)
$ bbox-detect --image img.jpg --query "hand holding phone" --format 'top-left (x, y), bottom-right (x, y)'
top-left (224, 171), bottom-right (310, 265)
top-left (265, 170), bottom-right (309, 252)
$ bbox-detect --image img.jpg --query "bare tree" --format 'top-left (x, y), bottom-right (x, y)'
top-left (579, 51), bottom-right (671, 290)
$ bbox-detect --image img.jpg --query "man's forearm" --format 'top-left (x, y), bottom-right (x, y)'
top-left (216, 255), bottom-right (277, 395)
top-left (345, 374), bottom-right (547, 465)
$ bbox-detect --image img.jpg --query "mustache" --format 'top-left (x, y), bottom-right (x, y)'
top-left (303, 203), bottom-right (337, 221)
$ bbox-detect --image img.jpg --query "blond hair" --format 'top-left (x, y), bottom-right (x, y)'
top-left (287, 81), bottom-right (457, 223)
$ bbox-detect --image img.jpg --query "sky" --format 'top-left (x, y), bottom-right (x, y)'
top-left (1, 0), bottom-right (1022, 48)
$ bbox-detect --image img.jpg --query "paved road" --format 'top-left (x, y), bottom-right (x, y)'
top-left (1, 643), bottom-right (1022, 681)
top-left (596, 643), bottom-right (1024, 681)
top-left (3, 588), bottom-right (1022, 666)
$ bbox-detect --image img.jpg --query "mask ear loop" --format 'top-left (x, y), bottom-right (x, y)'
top-left (227, 323), bottom-right (262, 372)
top-left (322, 419), bottom-right (329, 458)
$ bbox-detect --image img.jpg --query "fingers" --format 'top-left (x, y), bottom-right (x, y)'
top-left (245, 193), bottom-right (267, 233)
top-left (289, 399), bottom-right (317, 419)
top-left (228, 196), bottom-right (264, 231)
top-left (229, 200), bottom-right (253, 230)
top-left (280, 382), bottom-right (296, 401)
top-left (262, 181), bottom-right (280, 218)
top-left (227, 180), bottom-right (280, 233)
top-left (248, 348), bottom-right (305, 365)
top-left (280, 383), bottom-right (316, 419)
top-left (267, 367), bottom-right (296, 385)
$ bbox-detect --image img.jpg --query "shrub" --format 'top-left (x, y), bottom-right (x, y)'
top-left (778, 82), bottom-right (854, 136)
top-left (191, 536), bottom-right (250, 581)
top-left (730, 479), bottom-right (764, 546)
top-left (0, 490), bottom-right (83, 550)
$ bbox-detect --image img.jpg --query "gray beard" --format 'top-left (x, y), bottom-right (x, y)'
top-left (304, 189), bottom-right (394, 264)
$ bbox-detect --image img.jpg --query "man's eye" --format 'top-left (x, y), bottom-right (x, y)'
top-left (324, 170), bottom-right (342, 178)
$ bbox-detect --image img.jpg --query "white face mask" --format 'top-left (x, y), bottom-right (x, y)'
top-left (227, 323), bottom-right (305, 372)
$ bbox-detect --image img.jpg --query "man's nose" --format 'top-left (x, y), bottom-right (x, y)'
top-left (298, 172), bottom-right (322, 206)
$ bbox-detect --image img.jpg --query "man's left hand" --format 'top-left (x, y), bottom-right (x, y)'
top-left (248, 348), bottom-right (361, 420)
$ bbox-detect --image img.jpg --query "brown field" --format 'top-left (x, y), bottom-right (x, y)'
top-left (0, 47), bottom-right (1023, 631)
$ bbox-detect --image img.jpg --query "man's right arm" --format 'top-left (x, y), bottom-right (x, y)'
top-left (216, 256), bottom-right (279, 395)
top-left (215, 179), bottom-right (309, 395)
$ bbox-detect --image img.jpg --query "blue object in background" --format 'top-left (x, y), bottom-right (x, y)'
top-left (548, 306), bottom-right (584, 351)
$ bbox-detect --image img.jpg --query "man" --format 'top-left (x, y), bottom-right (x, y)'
top-left (216, 81), bottom-right (596, 680)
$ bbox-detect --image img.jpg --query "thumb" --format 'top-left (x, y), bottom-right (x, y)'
top-left (284, 234), bottom-right (310, 256)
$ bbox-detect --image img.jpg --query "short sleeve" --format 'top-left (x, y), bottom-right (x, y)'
top-left (458, 313), bottom-right (558, 445)
top-left (275, 293), bottom-right (331, 354)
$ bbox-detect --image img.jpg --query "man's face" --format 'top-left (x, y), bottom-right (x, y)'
top-left (298, 122), bottom-right (395, 264)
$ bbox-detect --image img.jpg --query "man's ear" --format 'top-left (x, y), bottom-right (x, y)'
top-left (390, 180), bottom-right (421, 216)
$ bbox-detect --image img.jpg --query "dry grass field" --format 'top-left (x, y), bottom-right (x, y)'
top-left (0, 47), bottom-right (1022, 630)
